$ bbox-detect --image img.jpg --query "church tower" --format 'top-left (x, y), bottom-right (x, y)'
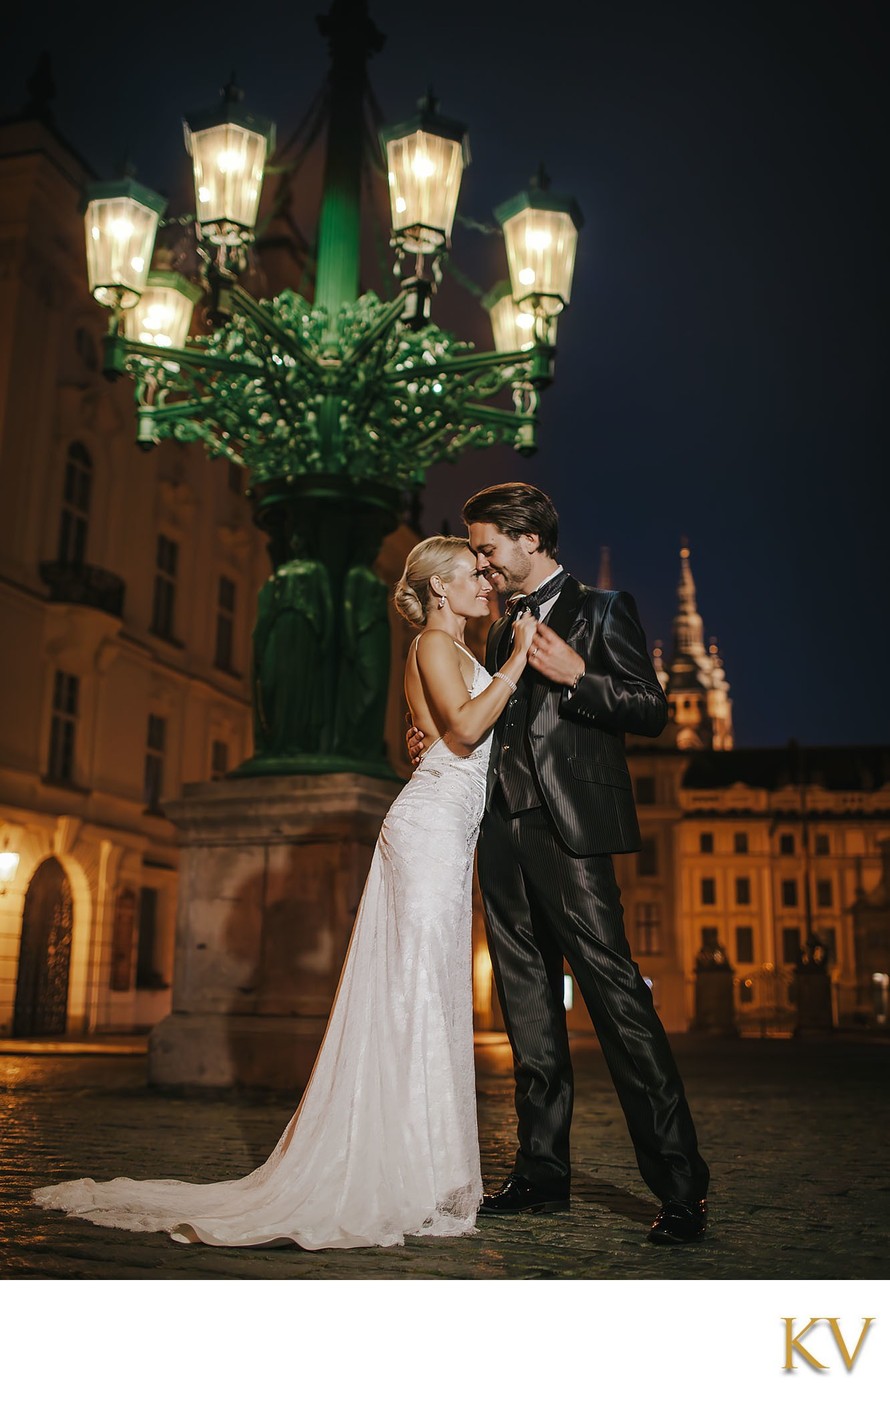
top-left (664, 542), bottom-right (733, 750)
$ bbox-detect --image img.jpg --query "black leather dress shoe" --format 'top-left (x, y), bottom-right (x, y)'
top-left (479, 1175), bottom-right (570, 1216)
top-left (647, 1198), bottom-right (708, 1245)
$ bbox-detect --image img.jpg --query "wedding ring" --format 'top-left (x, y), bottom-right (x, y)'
top-left (531, 647), bottom-right (539, 658)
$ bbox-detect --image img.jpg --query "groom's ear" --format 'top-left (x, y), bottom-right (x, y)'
top-left (520, 532), bottom-right (542, 556)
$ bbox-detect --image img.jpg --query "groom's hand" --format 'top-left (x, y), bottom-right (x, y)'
top-left (530, 622), bottom-right (585, 686)
top-left (406, 723), bottom-right (426, 767)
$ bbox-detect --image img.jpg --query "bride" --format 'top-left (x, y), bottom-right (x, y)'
top-left (33, 536), bottom-right (536, 1250)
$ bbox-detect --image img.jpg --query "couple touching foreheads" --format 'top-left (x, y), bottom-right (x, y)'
top-left (35, 482), bottom-right (709, 1253)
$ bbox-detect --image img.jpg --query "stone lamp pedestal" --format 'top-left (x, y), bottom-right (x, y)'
top-left (148, 773), bottom-right (400, 1090)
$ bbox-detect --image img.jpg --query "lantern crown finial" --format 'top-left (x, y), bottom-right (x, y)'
top-left (419, 87), bottom-right (439, 117)
top-left (221, 73), bottom-right (244, 105)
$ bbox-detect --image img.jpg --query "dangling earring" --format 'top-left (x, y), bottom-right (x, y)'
top-left (438, 594), bottom-right (446, 609)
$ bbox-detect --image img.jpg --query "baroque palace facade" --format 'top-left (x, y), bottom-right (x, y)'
top-left (2, 103), bottom-right (888, 1044)
top-left (0, 105), bottom-right (418, 1041)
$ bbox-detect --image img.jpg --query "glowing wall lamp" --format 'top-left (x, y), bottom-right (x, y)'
top-left (0, 843), bottom-right (20, 896)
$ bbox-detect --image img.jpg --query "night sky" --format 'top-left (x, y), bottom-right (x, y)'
top-left (5, 0), bottom-right (887, 747)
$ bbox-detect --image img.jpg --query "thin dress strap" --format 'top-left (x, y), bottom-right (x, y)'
top-left (412, 632), bottom-right (476, 665)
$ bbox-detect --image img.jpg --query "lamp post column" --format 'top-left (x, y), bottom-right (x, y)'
top-left (245, 0), bottom-right (397, 779)
top-left (314, 0), bottom-right (384, 325)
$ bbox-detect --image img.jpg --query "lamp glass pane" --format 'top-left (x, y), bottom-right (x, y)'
top-left (188, 122), bottom-right (267, 242)
top-left (85, 196), bottom-right (161, 308)
top-left (124, 275), bottom-right (200, 350)
top-left (489, 293), bottom-right (557, 354)
top-left (503, 208), bottom-right (579, 315)
top-left (385, 131), bottom-right (464, 253)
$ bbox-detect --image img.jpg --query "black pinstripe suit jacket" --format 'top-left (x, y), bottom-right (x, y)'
top-left (484, 576), bottom-right (668, 856)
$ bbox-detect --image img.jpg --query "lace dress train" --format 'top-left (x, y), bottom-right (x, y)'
top-left (33, 653), bottom-right (492, 1250)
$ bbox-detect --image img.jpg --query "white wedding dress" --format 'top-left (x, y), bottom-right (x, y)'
top-left (33, 644), bottom-right (491, 1250)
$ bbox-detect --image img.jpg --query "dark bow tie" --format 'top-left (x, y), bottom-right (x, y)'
top-left (505, 569), bottom-right (569, 620)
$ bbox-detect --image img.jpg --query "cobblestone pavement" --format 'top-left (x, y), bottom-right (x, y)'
top-left (2, 1033), bottom-right (889, 1280)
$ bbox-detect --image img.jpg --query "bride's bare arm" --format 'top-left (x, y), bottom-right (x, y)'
top-left (415, 618), bottom-right (536, 748)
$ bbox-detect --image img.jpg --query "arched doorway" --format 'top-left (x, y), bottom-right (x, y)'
top-left (13, 858), bottom-right (74, 1037)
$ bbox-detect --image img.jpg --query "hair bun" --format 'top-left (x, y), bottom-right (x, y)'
top-left (394, 578), bottom-right (426, 627)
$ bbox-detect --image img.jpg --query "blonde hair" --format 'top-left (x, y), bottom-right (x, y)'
top-left (394, 535), bottom-right (472, 626)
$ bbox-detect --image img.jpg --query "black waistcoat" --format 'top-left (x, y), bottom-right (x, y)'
top-left (493, 660), bottom-right (541, 813)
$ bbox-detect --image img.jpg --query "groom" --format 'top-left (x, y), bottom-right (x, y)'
top-left (462, 482), bottom-right (709, 1244)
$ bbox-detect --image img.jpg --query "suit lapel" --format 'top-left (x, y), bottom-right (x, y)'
top-left (528, 575), bottom-right (583, 724)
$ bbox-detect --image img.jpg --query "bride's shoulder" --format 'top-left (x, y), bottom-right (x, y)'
top-left (414, 629), bottom-right (455, 652)
top-left (414, 630), bottom-right (463, 673)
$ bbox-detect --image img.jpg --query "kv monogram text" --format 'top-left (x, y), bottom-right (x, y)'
top-left (782, 1318), bottom-right (875, 1372)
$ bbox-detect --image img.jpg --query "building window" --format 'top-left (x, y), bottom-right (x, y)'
top-left (214, 576), bottom-right (236, 671)
top-left (210, 739), bottom-right (229, 781)
top-left (814, 833), bottom-right (830, 856)
top-left (227, 462), bottom-right (244, 495)
top-left (635, 901), bottom-right (662, 954)
top-left (735, 925), bottom-right (754, 964)
top-left (635, 775), bottom-right (655, 805)
top-left (816, 879), bottom-right (833, 908)
top-left (109, 888), bottom-right (137, 992)
top-left (819, 926), bottom-right (837, 961)
top-left (701, 877), bottom-right (716, 906)
top-left (733, 831), bottom-right (749, 854)
top-left (782, 926), bottom-right (802, 966)
top-left (151, 534), bottom-right (178, 639)
top-left (735, 876), bottom-right (751, 906)
top-left (739, 977), bottom-right (754, 1004)
top-left (143, 714), bottom-right (166, 812)
top-left (779, 833), bottom-right (795, 855)
top-left (701, 925), bottom-right (720, 951)
top-left (781, 879), bottom-right (798, 908)
top-left (699, 832), bottom-right (714, 854)
top-left (47, 671), bottom-right (79, 783)
top-left (136, 887), bottom-right (164, 989)
top-left (637, 837), bottom-right (658, 877)
top-left (57, 442), bottom-right (92, 568)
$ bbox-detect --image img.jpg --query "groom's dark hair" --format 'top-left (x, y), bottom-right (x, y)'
top-left (461, 482), bottom-right (559, 558)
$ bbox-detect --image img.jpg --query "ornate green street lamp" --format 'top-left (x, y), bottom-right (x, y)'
top-left (83, 0), bottom-right (583, 780)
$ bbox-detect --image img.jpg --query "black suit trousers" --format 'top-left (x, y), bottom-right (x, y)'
top-left (477, 796), bottom-right (710, 1205)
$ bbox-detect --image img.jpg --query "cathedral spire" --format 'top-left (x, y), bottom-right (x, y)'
top-left (677, 536), bottom-right (697, 613)
top-left (673, 539), bottom-right (705, 658)
top-left (663, 540), bottom-right (733, 751)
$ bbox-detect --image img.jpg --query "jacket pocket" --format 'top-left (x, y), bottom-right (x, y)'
top-left (568, 756), bottom-right (632, 790)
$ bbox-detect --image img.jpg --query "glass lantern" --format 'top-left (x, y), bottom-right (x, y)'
top-left (184, 84), bottom-right (276, 246)
top-left (124, 271), bottom-right (202, 350)
top-left (495, 179), bottom-right (583, 318)
top-left (380, 95), bottom-right (470, 256)
top-left (484, 280), bottom-right (558, 355)
top-left (84, 178), bottom-right (166, 309)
